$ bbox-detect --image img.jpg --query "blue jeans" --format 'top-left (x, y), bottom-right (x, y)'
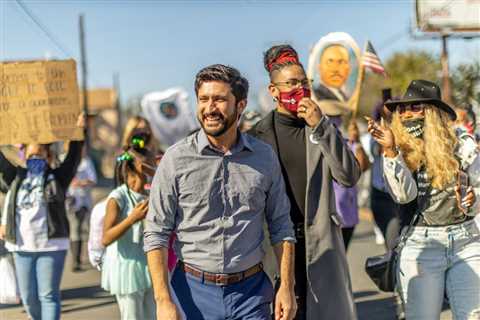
top-left (171, 265), bottom-right (274, 320)
top-left (397, 219), bottom-right (480, 320)
top-left (13, 250), bottom-right (67, 320)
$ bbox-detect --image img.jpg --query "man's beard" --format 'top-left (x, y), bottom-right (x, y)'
top-left (198, 108), bottom-right (238, 137)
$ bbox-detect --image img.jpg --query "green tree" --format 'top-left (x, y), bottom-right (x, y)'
top-left (358, 50), bottom-right (441, 116)
top-left (451, 61), bottom-right (480, 108)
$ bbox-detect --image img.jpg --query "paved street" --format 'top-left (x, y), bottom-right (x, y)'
top-left (0, 202), bottom-right (453, 320)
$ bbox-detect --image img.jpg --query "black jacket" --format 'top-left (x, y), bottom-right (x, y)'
top-left (1, 141), bottom-right (83, 243)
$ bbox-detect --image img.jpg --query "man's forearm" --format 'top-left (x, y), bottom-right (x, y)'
top-left (146, 247), bottom-right (174, 303)
top-left (273, 241), bottom-right (295, 288)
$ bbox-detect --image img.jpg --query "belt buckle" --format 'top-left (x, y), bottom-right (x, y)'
top-left (215, 273), bottom-right (226, 285)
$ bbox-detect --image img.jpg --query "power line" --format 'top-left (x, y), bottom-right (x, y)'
top-left (14, 0), bottom-right (73, 57)
top-left (378, 28), bottom-right (409, 51)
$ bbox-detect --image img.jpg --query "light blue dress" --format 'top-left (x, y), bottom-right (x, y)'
top-left (101, 184), bottom-right (151, 295)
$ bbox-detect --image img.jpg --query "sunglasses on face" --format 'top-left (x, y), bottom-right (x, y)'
top-left (399, 104), bottom-right (424, 114)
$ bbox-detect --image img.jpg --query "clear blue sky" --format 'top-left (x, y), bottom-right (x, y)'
top-left (1, 0), bottom-right (479, 107)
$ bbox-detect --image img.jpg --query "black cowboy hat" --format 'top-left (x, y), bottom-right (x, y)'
top-left (384, 80), bottom-right (456, 121)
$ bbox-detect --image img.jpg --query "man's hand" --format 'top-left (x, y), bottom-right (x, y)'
top-left (366, 117), bottom-right (397, 157)
top-left (275, 284), bottom-right (297, 320)
top-left (297, 98), bottom-right (323, 128)
top-left (156, 299), bottom-right (182, 320)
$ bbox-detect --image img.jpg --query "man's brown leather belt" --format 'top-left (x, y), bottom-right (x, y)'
top-left (178, 261), bottom-right (263, 286)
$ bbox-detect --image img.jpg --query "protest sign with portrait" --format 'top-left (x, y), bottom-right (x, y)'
top-left (141, 87), bottom-right (198, 147)
top-left (307, 32), bottom-right (362, 116)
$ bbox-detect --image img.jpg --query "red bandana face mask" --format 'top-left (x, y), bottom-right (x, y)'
top-left (278, 87), bottom-right (311, 114)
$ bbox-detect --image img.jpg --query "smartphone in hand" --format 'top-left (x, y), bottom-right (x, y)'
top-left (458, 170), bottom-right (470, 213)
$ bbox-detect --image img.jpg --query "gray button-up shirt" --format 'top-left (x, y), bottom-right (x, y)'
top-left (144, 129), bottom-right (295, 273)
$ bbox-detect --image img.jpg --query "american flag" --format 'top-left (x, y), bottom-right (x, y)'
top-left (362, 41), bottom-right (387, 77)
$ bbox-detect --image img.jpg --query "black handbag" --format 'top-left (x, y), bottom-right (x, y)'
top-left (365, 247), bottom-right (398, 292)
top-left (365, 209), bottom-right (421, 292)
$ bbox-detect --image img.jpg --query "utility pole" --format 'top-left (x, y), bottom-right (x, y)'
top-left (440, 35), bottom-right (452, 103)
top-left (113, 72), bottom-right (123, 148)
top-left (79, 14), bottom-right (89, 150)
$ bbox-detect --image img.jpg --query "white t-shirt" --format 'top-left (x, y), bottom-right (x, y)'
top-left (2, 174), bottom-right (69, 252)
top-left (68, 157), bottom-right (97, 211)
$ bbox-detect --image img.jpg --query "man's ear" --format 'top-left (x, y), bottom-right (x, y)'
top-left (237, 99), bottom-right (247, 115)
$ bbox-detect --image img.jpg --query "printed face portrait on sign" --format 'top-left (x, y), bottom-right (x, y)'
top-left (318, 45), bottom-right (351, 90)
top-left (308, 32), bottom-right (361, 116)
top-left (159, 102), bottom-right (178, 119)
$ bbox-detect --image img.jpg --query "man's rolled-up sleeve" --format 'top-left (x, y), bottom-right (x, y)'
top-left (265, 149), bottom-right (296, 245)
top-left (143, 152), bottom-right (178, 253)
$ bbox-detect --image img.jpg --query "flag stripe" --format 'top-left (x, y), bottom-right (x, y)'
top-left (362, 40), bottom-right (386, 76)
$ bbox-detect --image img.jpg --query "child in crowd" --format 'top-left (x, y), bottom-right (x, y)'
top-left (101, 144), bottom-right (155, 320)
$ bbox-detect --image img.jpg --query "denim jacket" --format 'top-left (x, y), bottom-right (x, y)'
top-left (383, 132), bottom-right (480, 219)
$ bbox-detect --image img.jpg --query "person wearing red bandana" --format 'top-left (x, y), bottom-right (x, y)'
top-left (248, 44), bottom-right (361, 320)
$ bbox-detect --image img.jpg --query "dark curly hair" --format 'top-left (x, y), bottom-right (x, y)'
top-left (194, 64), bottom-right (249, 103)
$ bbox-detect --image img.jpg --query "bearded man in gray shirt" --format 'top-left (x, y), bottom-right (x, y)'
top-left (144, 64), bottom-right (297, 320)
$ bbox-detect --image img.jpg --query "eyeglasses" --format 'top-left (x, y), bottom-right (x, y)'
top-left (272, 78), bottom-right (313, 89)
top-left (399, 104), bottom-right (424, 114)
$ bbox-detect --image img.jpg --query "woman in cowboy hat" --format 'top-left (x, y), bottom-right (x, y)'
top-left (367, 79), bottom-right (480, 319)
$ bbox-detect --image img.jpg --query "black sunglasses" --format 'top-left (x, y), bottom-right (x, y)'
top-left (399, 104), bottom-right (424, 114)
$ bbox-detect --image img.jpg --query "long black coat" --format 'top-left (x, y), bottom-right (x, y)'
top-left (248, 112), bottom-right (360, 320)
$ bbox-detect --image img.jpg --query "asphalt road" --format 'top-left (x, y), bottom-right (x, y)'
top-left (0, 203), bottom-right (453, 320)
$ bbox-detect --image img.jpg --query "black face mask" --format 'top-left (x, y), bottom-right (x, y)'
top-left (403, 118), bottom-right (425, 139)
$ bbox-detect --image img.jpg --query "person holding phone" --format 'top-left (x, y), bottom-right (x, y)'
top-left (248, 44), bottom-right (361, 320)
top-left (367, 79), bottom-right (480, 319)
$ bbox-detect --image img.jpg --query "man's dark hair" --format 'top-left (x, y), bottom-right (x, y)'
top-left (194, 64), bottom-right (249, 103)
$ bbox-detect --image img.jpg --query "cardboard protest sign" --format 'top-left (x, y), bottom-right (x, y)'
top-left (79, 88), bottom-right (117, 112)
top-left (0, 59), bottom-right (83, 145)
top-left (307, 32), bottom-right (362, 116)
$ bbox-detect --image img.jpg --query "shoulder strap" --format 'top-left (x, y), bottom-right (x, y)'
top-left (394, 170), bottom-right (426, 252)
top-left (394, 207), bottom-right (421, 252)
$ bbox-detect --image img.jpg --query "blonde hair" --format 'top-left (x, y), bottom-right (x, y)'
top-left (390, 105), bottom-right (458, 190)
top-left (122, 116), bottom-right (152, 149)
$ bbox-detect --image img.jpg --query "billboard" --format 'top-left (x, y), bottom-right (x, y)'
top-left (416, 0), bottom-right (480, 33)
